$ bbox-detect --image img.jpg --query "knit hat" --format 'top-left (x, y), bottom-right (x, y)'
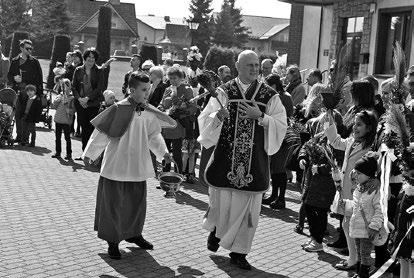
top-left (354, 152), bottom-right (378, 178)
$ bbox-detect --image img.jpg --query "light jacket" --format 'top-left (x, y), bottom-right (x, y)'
top-left (325, 124), bottom-right (370, 214)
top-left (52, 92), bottom-right (75, 125)
top-left (344, 179), bottom-right (384, 238)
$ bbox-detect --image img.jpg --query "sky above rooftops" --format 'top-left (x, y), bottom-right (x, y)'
top-left (124, 0), bottom-right (291, 19)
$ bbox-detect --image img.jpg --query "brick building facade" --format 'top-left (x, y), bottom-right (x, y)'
top-left (282, 0), bottom-right (414, 81)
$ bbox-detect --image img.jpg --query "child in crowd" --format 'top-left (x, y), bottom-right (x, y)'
top-left (324, 110), bottom-right (378, 271)
top-left (20, 84), bottom-right (42, 147)
top-left (340, 152), bottom-right (384, 278)
top-left (51, 78), bottom-right (75, 160)
top-left (99, 90), bottom-right (116, 113)
top-left (298, 133), bottom-right (336, 252)
top-left (82, 72), bottom-right (174, 260)
top-left (159, 66), bottom-right (195, 174)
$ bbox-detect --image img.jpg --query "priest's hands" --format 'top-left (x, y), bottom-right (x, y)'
top-left (217, 107), bottom-right (230, 122)
top-left (238, 102), bottom-right (262, 120)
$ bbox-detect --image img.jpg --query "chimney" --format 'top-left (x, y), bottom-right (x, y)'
top-left (164, 16), bottom-right (170, 22)
top-left (109, 0), bottom-right (120, 5)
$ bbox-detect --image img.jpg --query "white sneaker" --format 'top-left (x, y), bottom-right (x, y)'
top-left (304, 241), bottom-right (324, 252)
top-left (301, 238), bottom-right (313, 248)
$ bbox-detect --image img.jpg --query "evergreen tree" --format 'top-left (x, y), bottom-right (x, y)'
top-left (228, 0), bottom-right (250, 48)
top-left (0, 0), bottom-right (31, 38)
top-left (96, 6), bottom-right (112, 90)
top-left (188, 0), bottom-right (214, 56)
top-left (212, 1), bottom-right (235, 48)
top-left (31, 0), bottom-right (71, 39)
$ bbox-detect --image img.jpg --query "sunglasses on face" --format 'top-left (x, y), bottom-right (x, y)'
top-left (25, 47), bottom-right (33, 51)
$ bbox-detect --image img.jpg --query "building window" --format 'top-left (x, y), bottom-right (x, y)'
top-left (341, 17), bottom-right (364, 80)
top-left (375, 8), bottom-right (413, 75)
top-left (111, 21), bottom-right (117, 28)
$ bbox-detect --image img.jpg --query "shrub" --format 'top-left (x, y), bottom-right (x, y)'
top-left (2, 35), bottom-right (13, 58)
top-left (203, 45), bottom-right (236, 77)
top-left (32, 36), bottom-right (54, 59)
top-left (140, 44), bottom-right (158, 65)
top-left (46, 35), bottom-right (71, 89)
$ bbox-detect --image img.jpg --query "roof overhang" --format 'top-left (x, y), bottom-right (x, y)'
top-left (279, 0), bottom-right (335, 6)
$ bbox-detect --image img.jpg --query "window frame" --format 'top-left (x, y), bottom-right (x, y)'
top-left (374, 6), bottom-right (414, 75)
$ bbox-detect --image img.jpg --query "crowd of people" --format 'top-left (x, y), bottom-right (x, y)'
top-left (0, 38), bottom-right (413, 277)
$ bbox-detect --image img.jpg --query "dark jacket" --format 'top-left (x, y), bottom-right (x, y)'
top-left (270, 91), bottom-right (294, 174)
top-left (22, 96), bottom-right (42, 123)
top-left (298, 138), bottom-right (336, 209)
top-left (71, 64), bottom-right (103, 108)
top-left (7, 55), bottom-right (43, 95)
top-left (64, 63), bottom-right (76, 82)
top-left (148, 81), bottom-right (167, 107)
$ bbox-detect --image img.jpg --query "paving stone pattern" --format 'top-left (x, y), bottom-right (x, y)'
top-left (0, 124), bottom-right (359, 278)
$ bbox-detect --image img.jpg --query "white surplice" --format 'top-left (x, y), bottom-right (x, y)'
top-left (199, 80), bottom-right (287, 254)
top-left (82, 110), bottom-right (169, 182)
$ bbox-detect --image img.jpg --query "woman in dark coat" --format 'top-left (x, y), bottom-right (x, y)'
top-left (263, 74), bottom-right (294, 209)
top-left (71, 48), bottom-right (104, 154)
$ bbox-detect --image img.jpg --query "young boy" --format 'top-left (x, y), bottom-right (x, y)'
top-left (51, 78), bottom-right (75, 160)
top-left (21, 84), bottom-right (42, 147)
top-left (82, 72), bottom-right (175, 260)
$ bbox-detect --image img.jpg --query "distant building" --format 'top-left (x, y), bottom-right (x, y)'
top-left (136, 15), bottom-right (191, 62)
top-left (67, 0), bottom-right (138, 55)
top-left (282, 0), bottom-right (414, 80)
top-left (240, 15), bottom-right (290, 55)
top-left (137, 14), bottom-right (290, 58)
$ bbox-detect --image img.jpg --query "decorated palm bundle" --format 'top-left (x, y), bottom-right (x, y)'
top-left (382, 41), bottom-right (413, 186)
top-left (323, 42), bottom-right (352, 110)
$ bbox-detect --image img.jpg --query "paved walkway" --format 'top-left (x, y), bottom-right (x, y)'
top-left (0, 123), bottom-right (359, 278)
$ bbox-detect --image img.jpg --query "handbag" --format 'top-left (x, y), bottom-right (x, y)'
top-left (360, 206), bottom-right (389, 246)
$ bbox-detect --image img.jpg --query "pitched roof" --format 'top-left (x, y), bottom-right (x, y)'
top-left (67, 0), bottom-right (138, 36)
top-left (137, 15), bottom-right (186, 30)
top-left (240, 15), bottom-right (289, 39)
top-left (259, 23), bottom-right (289, 40)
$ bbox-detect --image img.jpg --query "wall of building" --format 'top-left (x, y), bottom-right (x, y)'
top-left (137, 22), bottom-right (165, 45)
top-left (368, 0), bottom-right (414, 75)
top-left (88, 12), bottom-right (129, 30)
top-left (316, 6), bottom-right (333, 72)
top-left (299, 5), bottom-right (322, 70)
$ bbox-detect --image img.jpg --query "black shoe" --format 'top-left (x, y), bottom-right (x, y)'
top-left (294, 225), bottom-right (304, 234)
top-left (74, 157), bottom-right (83, 161)
top-left (327, 238), bottom-right (347, 249)
top-left (52, 153), bottom-right (61, 158)
top-left (29, 142), bottom-right (35, 147)
top-left (64, 155), bottom-right (72, 161)
top-left (229, 253), bottom-right (252, 270)
top-left (126, 235), bottom-right (153, 250)
top-left (207, 229), bottom-right (220, 252)
top-left (270, 199), bottom-right (286, 209)
top-left (107, 242), bottom-right (121, 260)
top-left (262, 196), bottom-right (277, 206)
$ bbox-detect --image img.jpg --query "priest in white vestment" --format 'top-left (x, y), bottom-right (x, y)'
top-left (198, 50), bottom-right (287, 270)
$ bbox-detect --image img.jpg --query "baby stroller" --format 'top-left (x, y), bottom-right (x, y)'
top-left (0, 88), bottom-right (17, 147)
top-left (38, 83), bottom-right (53, 129)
